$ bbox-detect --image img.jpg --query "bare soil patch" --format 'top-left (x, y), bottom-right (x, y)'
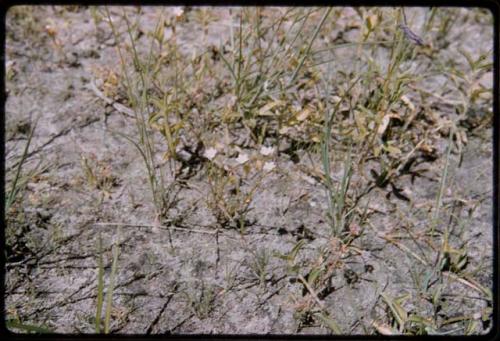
top-left (5, 6), bottom-right (493, 335)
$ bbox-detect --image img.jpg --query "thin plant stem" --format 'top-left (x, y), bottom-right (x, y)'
top-left (95, 231), bottom-right (104, 333)
top-left (104, 242), bottom-right (120, 334)
top-left (288, 7), bottom-right (333, 86)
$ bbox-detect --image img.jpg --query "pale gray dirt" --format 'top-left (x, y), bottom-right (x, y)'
top-left (5, 6), bottom-right (493, 334)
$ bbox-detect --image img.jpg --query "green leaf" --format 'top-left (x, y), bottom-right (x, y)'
top-left (381, 293), bottom-right (408, 331)
top-left (307, 267), bottom-right (323, 287)
top-left (104, 243), bottom-right (120, 334)
top-left (288, 239), bottom-right (306, 263)
top-left (95, 231), bottom-right (104, 333)
top-left (422, 270), bottom-right (433, 291)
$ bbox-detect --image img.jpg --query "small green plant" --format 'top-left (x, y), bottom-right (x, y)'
top-left (274, 239), bottom-right (342, 333)
top-left (248, 248), bottom-right (270, 287)
top-left (205, 164), bottom-right (261, 230)
top-left (2, 5), bottom-right (494, 335)
top-left (274, 239), bottom-right (306, 277)
top-left (104, 8), bottom-right (173, 217)
top-left (223, 261), bottom-right (242, 292)
top-left (80, 153), bottom-right (120, 195)
top-left (429, 129), bottom-right (453, 236)
top-left (184, 283), bottom-right (217, 320)
top-left (320, 75), bottom-right (361, 239)
top-left (218, 8), bottom-right (332, 139)
top-left (380, 292), bottom-right (437, 335)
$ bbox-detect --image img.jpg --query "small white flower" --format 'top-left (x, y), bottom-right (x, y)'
top-left (297, 109), bottom-right (310, 121)
top-left (263, 161), bottom-right (276, 171)
top-left (235, 153), bottom-right (249, 164)
top-left (172, 6), bottom-right (184, 17)
top-left (260, 146), bottom-right (274, 156)
top-left (203, 147), bottom-right (218, 160)
top-left (332, 96), bottom-right (342, 104)
top-left (279, 126), bottom-right (290, 134)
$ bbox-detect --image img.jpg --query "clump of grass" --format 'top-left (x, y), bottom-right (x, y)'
top-left (320, 71), bottom-right (362, 239)
top-left (80, 153), bottom-right (120, 198)
top-left (5, 117), bottom-right (48, 263)
top-left (357, 9), bottom-right (421, 160)
top-left (205, 163), bottom-right (262, 230)
top-left (275, 239), bottom-right (342, 333)
top-left (183, 282), bottom-right (217, 320)
top-left (311, 7), bottom-right (425, 242)
top-left (248, 247), bottom-right (270, 288)
top-left (430, 128), bottom-right (453, 237)
top-left (103, 8), bottom-right (213, 220)
top-left (103, 8), bottom-right (173, 218)
top-left (218, 8), bottom-right (333, 141)
top-left (379, 292), bottom-right (438, 335)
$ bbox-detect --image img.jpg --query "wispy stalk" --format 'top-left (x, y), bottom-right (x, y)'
top-left (321, 76), bottom-right (362, 237)
top-left (6, 117), bottom-right (39, 212)
top-left (288, 7), bottom-right (333, 86)
top-left (104, 242), bottom-right (120, 334)
top-left (431, 128), bottom-right (453, 236)
top-left (95, 231), bottom-right (104, 333)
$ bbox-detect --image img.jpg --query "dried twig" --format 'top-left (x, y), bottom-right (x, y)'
top-left (94, 222), bottom-right (217, 235)
top-left (297, 274), bottom-right (326, 310)
top-left (88, 76), bottom-right (135, 118)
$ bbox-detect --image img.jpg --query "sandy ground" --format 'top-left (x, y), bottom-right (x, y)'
top-left (4, 6), bottom-right (494, 334)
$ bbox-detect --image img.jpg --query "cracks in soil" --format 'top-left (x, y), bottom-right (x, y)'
top-left (6, 115), bottom-right (101, 173)
top-left (145, 282), bottom-right (179, 334)
top-left (5, 6), bottom-right (493, 334)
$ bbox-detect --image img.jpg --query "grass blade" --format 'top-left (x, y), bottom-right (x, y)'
top-left (288, 7), bottom-right (333, 86)
top-left (95, 231), bottom-right (104, 333)
top-left (104, 243), bottom-right (120, 334)
top-left (6, 118), bottom-right (37, 211)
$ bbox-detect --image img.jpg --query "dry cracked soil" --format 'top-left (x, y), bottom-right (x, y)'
top-left (4, 5), bottom-right (495, 335)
